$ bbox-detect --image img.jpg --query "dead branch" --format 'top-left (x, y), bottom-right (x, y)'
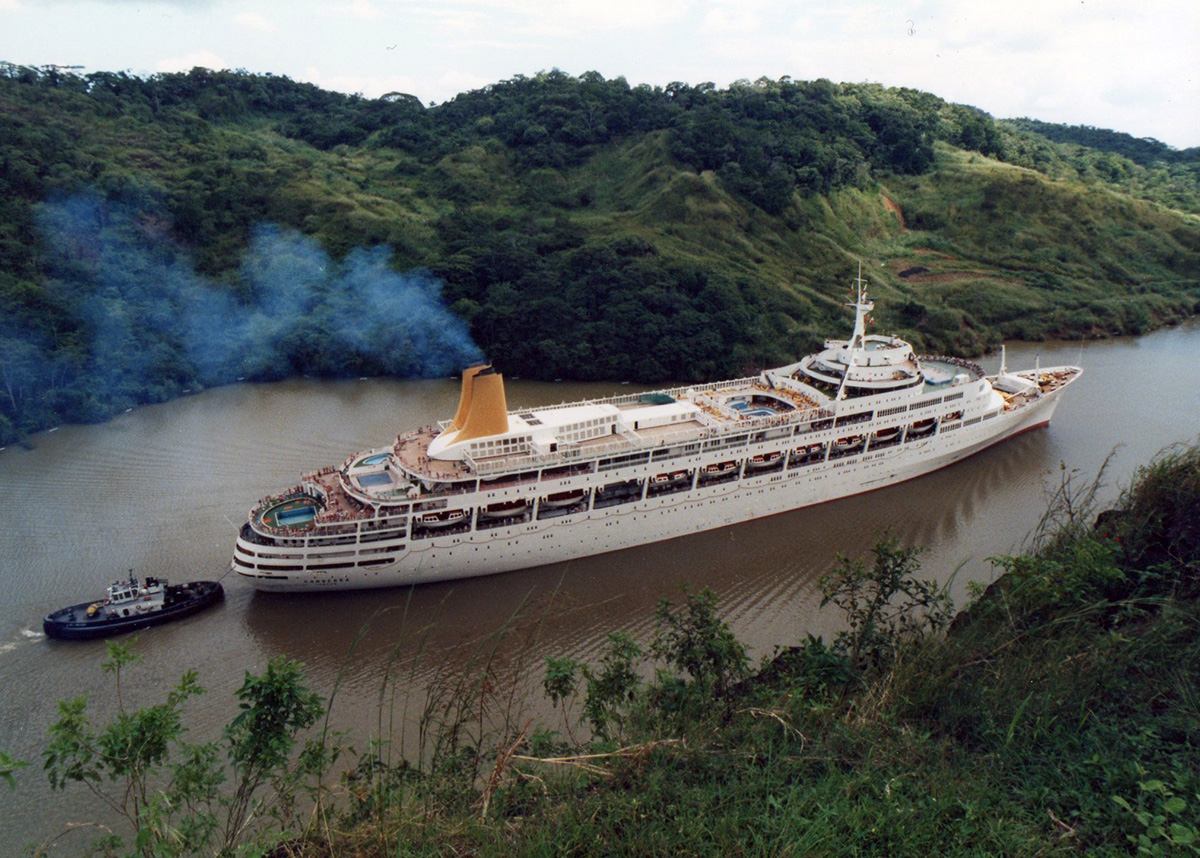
top-left (508, 738), bottom-right (686, 777)
top-left (478, 719), bottom-right (532, 821)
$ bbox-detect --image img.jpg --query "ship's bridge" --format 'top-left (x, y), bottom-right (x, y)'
top-left (834, 334), bottom-right (915, 367)
top-left (797, 332), bottom-right (921, 392)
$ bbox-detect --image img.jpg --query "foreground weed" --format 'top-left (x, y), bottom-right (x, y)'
top-left (1112, 776), bottom-right (1200, 855)
top-left (42, 639), bottom-right (324, 857)
top-left (650, 586), bottom-right (749, 722)
top-left (819, 534), bottom-right (953, 672)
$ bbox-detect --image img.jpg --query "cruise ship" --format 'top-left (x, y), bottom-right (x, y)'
top-left (233, 276), bottom-right (1081, 592)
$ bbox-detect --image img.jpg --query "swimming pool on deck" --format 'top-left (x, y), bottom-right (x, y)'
top-left (273, 504), bottom-right (317, 526)
top-left (730, 401), bottom-right (779, 418)
top-left (921, 359), bottom-right (972, 389)
top-left (357, 472), bottom-right (395, 488)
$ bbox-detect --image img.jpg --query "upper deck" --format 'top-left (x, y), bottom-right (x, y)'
top-left (242, 269), bottom-right (1082, 540)
top-left (417, 374), bottom-right (828, 478)
top-left (243, 360), bottom-right (1080, 543)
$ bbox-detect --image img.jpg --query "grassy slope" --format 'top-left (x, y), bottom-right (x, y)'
top-left (3, 76), bottom-right (1200, 444)
top-left (540, 136), bottom-right (1200, 355)
top-left (306, 447), bottom-right (1200, 858)
top-left (8, 78), bottom-right (1200, 345)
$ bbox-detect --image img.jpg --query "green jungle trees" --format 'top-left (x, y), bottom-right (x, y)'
top-left (2, 63), bottom-right (1199, 444)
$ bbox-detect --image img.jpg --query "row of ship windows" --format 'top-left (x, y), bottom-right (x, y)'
top-left (238, 542), bottom-right (403, 559)
top-left (459, 411), bottom-right (966, 502)
top-left (402, 399), bottom-right (972, 491)
top-left (249, 555), bottom-right (399, 572)
top-left (562, 417), bottom-right (615, 434)
top-left (440, 420), bottom-right (954, 523)
top-left (469, 434), bottom-right (533, 455)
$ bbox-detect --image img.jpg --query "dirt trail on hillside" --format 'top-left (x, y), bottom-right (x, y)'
top-left (882, 195), bottom-right (905, 229)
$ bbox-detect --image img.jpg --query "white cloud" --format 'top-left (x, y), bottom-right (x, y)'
top-left (301, 64), bottom-right (503, 102)
top-left (424, 0), bottom-right (693, 36)
top-left (700, 6), bottom-right (762, 35)
top-left (329, 0), bottom-right (387, 22)
top-left (234, 11), bottom-right (274, 33)
top-left (155, 50), bottom-right (229, 73)
top-left (305, 66), bottom-right (414, 97)
top-left (429, 69), bottom-right (498, 100)
top-left (407, 5), bottom-right (491, 35)
top-left (542, 0), bottom-right (691, 31)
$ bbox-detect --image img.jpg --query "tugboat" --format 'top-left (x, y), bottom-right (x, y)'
top-left (43, 572), bottom-right (224, 641)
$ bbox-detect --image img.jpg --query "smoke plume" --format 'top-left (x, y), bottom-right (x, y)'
top-left (32, 191), bottom-right (484, 399)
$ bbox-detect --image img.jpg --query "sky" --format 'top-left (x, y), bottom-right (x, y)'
top-left (1, 0), bottom-right (1197, 149)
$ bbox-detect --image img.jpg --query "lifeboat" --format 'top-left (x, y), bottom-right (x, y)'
top-left (872, 426), bottom-right (900, 442)
top-left (480, 499), bottom-right (530, 519)
top-left (702, 461), bottom-right (739, 476)
top-left (746, 451), bottom-right (782, 470)
top-left (418, 509), bottom-right (468, 528)
top-left (908, 418), bottom-right (936, 437)
top-left (542, 489), bottom-right (587, 508)
top-left (652, 471), bottom-right (690, 484)
top-left (833, 436), bottom-right (865, 453)
top-left (792, 444), bottom-right (825, 461)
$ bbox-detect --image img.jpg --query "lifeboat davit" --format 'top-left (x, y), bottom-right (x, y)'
top-left (833, 436), bottom-right (865, 453)
top-left (797, 444), bottom-right (826, 461)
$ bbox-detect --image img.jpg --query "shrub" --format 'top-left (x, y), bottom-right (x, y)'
top-left (819, 535), bottom-right (953, 671)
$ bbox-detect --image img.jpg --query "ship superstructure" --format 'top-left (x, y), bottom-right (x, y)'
top-left (233, 275), bottom-right (1080, 592)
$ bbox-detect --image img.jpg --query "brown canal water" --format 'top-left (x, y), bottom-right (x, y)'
top-left (1, 322), bottom-right (1198, 846)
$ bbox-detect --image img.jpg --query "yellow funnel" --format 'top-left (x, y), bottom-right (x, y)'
top-left (455, 368), bottom-right (509, 443)
top-left (450, 364), bottom-right (489, 430)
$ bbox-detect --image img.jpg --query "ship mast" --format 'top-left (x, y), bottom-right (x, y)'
top-left (836, 263), bottom-right (874, 402)
top-left (847, 262), bottom-right (873, 351)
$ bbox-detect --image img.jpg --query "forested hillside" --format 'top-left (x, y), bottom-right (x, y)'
top-left (1000, 117), bottom-right (1200, 213)
top-left (1, 64), bottom-right (1198, 444)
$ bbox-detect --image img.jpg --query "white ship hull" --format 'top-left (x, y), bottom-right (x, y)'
top-left (235, 375), bottom-right (1069, 592)
top-left (234, 272), bottom-right (1080, 592)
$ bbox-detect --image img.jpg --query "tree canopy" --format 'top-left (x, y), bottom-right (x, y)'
top-left (0, 62), bottom-right (1197, 443)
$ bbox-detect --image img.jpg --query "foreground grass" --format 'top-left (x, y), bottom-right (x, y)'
top-left (314, 446), bottom-right (1200, 857)
top-left (22, 445), bottom-right (1200, 856)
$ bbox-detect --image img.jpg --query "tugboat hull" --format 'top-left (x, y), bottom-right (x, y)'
top-left (43, 581), bottom-right (224, 641)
